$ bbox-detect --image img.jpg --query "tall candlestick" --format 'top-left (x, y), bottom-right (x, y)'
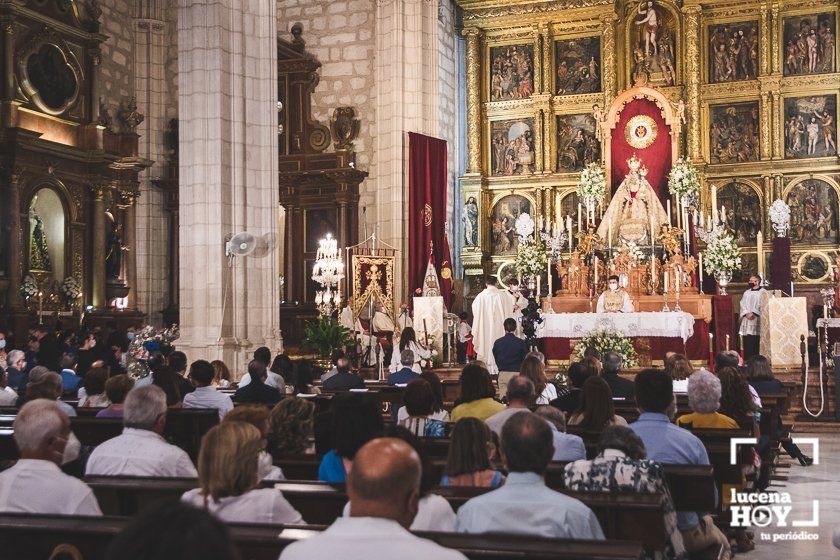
top-left (666, 200), bottom-right (672, 226)
top-left (757, 230), bottom-right (764, 278)
top-left (547, 258), bottom-right (553, 297)
top-left (608, 220), bottom-right (613, 248)
top-left (698, 252), bottom-right (703, 292)
top-left (537, 274), bottom-right (541, 297)
top-left (594, 256), bottom-right (599, 288)
top-left (709, 332), bottom-right (714, 352)
top-left (578, 204), bottom-right (582, 232)
top-left (726, 334), bottom-right (730, 351)
top-left (711, 185), bottom-right (718, 223)
top-left (676, 197), bottom-right (681, 229)
top-left (664, 269), bottom-right (669, 293)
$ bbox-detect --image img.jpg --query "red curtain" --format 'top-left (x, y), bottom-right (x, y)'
top-left (610, 98), bottom-right (672, 201)
top-left (408, 132), bottom-right (454, 309)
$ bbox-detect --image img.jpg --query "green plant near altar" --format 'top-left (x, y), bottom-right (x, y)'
top-left (515, 236), bottom-right (547, 279)
top-left (577, 162), bottom-right (607, 209)
top-left (573, 329), bottom-right (639, 368)
top-left (667, 157), bottom-right (700, 206)
top-left (304, 315), bottom-right (354, 359)
top-left (704, 229), bottom-right (742, 275)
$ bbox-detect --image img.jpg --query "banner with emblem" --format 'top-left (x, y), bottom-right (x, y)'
top-left (408, 132), bottom-right (454, 309)
top-left (351, 252), bottom-right (395, 321)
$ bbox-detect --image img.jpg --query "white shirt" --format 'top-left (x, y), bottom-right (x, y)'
top-left (485, 406), bottom-right (530, 435)
top-left (389, 340), bottom-right (431, 373)
top-left (537, 383), bottom-right (558, 405)
top-left (396, 406), bottom-right (449, 424)
top-left (0, 386), bottom-right (17, 406)
top-left (237, 370), bottom-right (285, 391)
top-left (57, 400), bottom-right (77, 417)
top-left (85, 428), bottom-right (198, 478)
top-left (181, 487), bottom-right (303, 525)
top-left (0, 459), bottom-right (102, 516)
top-left (183, 386), bottom-right (234, 419)
top-left (739, 287), bottom-right (763, 336)
top-left (280, 516), bottom-right (467, 560)
top-left (457, 321), bottom-right (472, 343)
top-left (343, 493), bottom-right (456, 532)
top-left (371, 311), bottom-right (396, 332)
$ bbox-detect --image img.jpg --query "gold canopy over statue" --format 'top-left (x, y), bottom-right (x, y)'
top-left (596, 154), bottom-right (669, 246)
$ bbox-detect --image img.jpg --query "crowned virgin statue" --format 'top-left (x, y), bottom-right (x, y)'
top-left (597, 154), bottom-right (669, 245)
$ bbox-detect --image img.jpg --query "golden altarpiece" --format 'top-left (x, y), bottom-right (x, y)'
top-left (0, 1), bottom-right (150, 336)
top-left (456, 0), bottom-right (840, 324)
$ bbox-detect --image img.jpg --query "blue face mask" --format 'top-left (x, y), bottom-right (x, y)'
top-left (0, 339), bottom-right (6, 350)
top-left (126, 332), bottom-right (136, 342)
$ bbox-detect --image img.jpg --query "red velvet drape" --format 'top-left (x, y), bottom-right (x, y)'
top-left (610, 98), bottom-right (672, 201)
top-left (408, 132), bottom-right (453, 309)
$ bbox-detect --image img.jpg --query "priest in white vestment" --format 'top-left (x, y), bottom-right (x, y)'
top-left (596, 275), bottom-right (634, 313)
top-left (471, 277), bottom-right (512, 374)
top-left (371, 303), bottom-right (396, 333)
top-left (339, 298), bottom-right (378, 366)
top-left (739, 274), bottom-right (763, 360)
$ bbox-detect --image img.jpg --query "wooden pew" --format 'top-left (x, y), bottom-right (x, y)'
top-left (0, 514), bottom-right (645, 560)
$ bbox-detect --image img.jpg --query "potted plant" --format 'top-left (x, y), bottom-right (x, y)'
top-left (303, 315), bottom-right (354, 368)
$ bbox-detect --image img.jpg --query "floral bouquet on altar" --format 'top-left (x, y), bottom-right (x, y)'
top-left (667, 157), bottom-right (700, 207)
top-left (126, 324), bottom-right (180, 380)
top-left (515, 236), bottom-right (547, 279)
top-left (624, 241), bottom-right (647, 263)
top-left (704, 229), bottom-right (741, 275)
top-left (577, 163), bottom-right (607, 210)
top-left (59, 276), bottom-right (82, 304)
top-left (20, 274), bottom-right (38, 301)
top-left (573, 328), bottom-right (639, 368)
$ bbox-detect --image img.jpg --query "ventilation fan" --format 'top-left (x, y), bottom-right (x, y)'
top-left (226, 232), bottom-right (258, 257)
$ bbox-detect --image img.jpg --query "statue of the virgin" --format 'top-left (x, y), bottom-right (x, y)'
top-left (29, 202), bottom-right (52, 272)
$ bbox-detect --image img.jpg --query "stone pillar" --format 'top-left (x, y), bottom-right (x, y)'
top-left (1, 16), bottom-right (14, 101)
top-left (123, 194), bottom-right (138, 309)
top-left (6, 169), bottom-right (23, 309)
top-left (464, 27), bottom-right (482, 175)
top-left (178, 0), bottom-right (279, 372)
top-left (682, 5), bottom-right (702, 161)
top-left (91, 186), bottom-right (106, 309)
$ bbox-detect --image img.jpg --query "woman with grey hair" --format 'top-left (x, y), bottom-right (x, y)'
top-left (675, 369), bottom-right (738, 429)
top-left (564, 425), bottom-right (685, 559)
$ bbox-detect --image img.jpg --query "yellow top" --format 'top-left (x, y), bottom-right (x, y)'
top-left (450, 398), bottom-right (506, 423)
top-left (675, 412), bottom-right (739, 430)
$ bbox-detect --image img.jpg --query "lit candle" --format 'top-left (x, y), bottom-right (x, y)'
top-left (666, 200), bottom-right (672, 226)
top-left (578, 204), bottom-right (583, 232)
top-left (676, 197), bottom-right (681, 229)
top-left (698, 252), bottom-right (703, 284)
top-left (608, 220), bottom-right (613, 247)
top-left (709, 332), bottom-right (714, 352)
top-left (739, 333), bottom-right (744, 352)
top-left (537, 274), bottom-right (541, 297)
top-left (664, 269), bottom-right (669, 293)
top-left (726, 334), bottom-right (730, 351)
top-left (757, 230), bottom-right (764, 278)
top-left (711, 185), bottom-right (718, 223)
top-left (675, 266), bottom-right (681, 294)
top-left (594, 255), bottom-right (599, 288)
top-left (547, 257), bottom-right (553, 297)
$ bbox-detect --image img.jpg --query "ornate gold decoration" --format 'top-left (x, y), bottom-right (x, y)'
top-left (352, 254), bottom-right (395, 319)
top-left (759, 3), bottom-right (771, 75)
top-left (624, 115), bottom-right (658, 148)
top-left (682, 5), bottom-right (702, 161)
top-left (600, 13), bottom-right (618, 105)
top-left (15, 28), bottom-right (84, 116)
top-left (796, 251), bottom-right (832, 283)
top-left (464, 27), bottom-right (482, 174)
top-left (462, 0), bottom-right (613, 21)
top-left (422, 203), bottom-right (433, 226)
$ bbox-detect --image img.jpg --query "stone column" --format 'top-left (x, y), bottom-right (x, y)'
top-left (464, 27), bottom-right (482, 175)
top-left (178, 0), bottom-right (279, 372)
top-left (682, 5), bottom-right (702, 161)
top-left (91, 186), bottom-right (106, 309)
top-left (1, 16), bottom-right (14, 101)
top-left (123, 193), bottom-right (138, 309)
top-left (6, 169), bottom-right (23, 309)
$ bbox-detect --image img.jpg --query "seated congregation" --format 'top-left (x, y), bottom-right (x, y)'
top-left (0, 325), bottom-right (804, 560)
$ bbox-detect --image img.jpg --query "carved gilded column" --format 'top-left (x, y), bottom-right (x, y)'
top-left (535, 109), bottom-right (545, 171)
top-left (541, 24), bottom-right (552, 95)
top-left (759, 2), bottom-right (771, 76)
top-left (600, 13), bottom-right (618, 105)
top-left (533, 26), bottom-right (542, 94)
top-left (92, 186), bottom-right (107, 308)
top-left (6, 168), bottom-right (23, 309)
top-left (771, 91), bottom-right (782, 159)
top-left (543, 108), bottom-right (552, 172)
top-left (464, 27), bottom-right (482, 175)
top-left (682, 5), bottom-right (702, 161)
top-left (122, 191), bottom-right (138, 310)
top-left (773, 173), bottom-right (784, 200)
top-left (759, 91), bottom-right (772, 160)
top-left (771, 3), bottom-right (781, 75)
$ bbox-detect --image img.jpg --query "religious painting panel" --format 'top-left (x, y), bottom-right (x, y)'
top-left (783, 95), bottom-right (837, 159)
top-left (785, 179), bottom-right (839, 245)
top-left (554, 36), bottom-right (601, 95)
top-left (490, 118), bottom-right (536, 176)
top-left (717, 182), bottom-right (761, 245)
top-left (782, 12), bottom-right (836, 77)
top-left (731, 253), bottom-right (756, 284)
top-left (494, 260), bottom-right (519, 288)
top-left (462, 194), bottom-right (479, 248)
top-left (489, 44), bottom-right (534, 102)
top-left (628, 0), bottom-right (677, 87)
top-left (559, 191), bottom-right (581, 219)
top-left (490, 194), bottom-right (532, 255)
top-left (556, 114), bottom-right (600, 172)
top-left (707, 21), bottom-right (759, 83)
top-left (796, 251), bottom-right (833, 283)
top-left (709, 102), bottom-right (760, 164)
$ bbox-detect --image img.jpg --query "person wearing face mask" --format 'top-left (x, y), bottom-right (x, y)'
top-left (739, 274), bottom-right (764, 361)
top-left (0, 332), bottom-right (7, 370)
top-left (596, 275), bottom-right (634, 313)
top-left (0, 399), bottom-right (101, 515)
top-left (5, 350), bottom-right (28, 393)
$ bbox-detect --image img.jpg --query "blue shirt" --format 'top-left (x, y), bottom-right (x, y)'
top-left (60, 369), bottom-right (81, 391)
top-left (629, 412), bottom-right (712, 530)
top-left (387, 367), bottom-right (420, 386)
top-left (318, 450), bottom-right (346, 483)
top-left (455, 471), bottom-right (604, 540)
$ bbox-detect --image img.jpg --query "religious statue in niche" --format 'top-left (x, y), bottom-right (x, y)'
top-left (783, 13), bottom-right (836, 77)
top-left (554, 37), bottom-right (601, 95)
top-left (596, 154), bottom-right (669, 245)
top-left (489, 45), bottom-right (534, 102)
top-left (490, 195), bottom-right (531, 255)
top-left (28, 200), bottom-right (52, 272)
top-left (462, 196), bottom-right (479, 247)
top-left (784, 96), bottom-right (837, 159)
top-left (717, 182), bottom-right (761, 245)
top-left (105, 220), bottom-right (125, 280)
top-left (556, 114), bottom-right (601, 172)
top-left (630, 0), bottom-right (677, 87)
top-left (786, 179), bottom-right (839, 245)
top-left (709, 102), bottom-right (759, 163)
top-left (490, 119), bottom-right (536, 176)
top-left (708, 22), bottom-right (759, 82)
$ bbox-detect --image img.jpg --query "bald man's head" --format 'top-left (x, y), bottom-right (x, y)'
top-left (347, 438), bottom-right (421, 529)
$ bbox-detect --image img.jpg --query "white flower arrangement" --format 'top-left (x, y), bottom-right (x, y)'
top-left (59, 276), bottom-right (82, 301)
top-left (514, 213), bottom-right (535, 239)
top-left (769, 199), bottom-right (791, 237)
top-left (515, 236), bottom-right (547, 278)
top-left (126, 324), bottom-right (180, 379)
top-left (20, 274), bottom-right (38, 300)
top-left (624, 241), bottom-right (647, 263)
top-left (573, 328), bottom-right (639, 368)
top-left (667, 157), bottom-right (701, 207)
top-left (704, 229), bottom-right (742, 275)
top-left (577, 162), bottom-right (607, 210)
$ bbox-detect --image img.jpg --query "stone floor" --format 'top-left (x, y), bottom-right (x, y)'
top-left (748, 433), bottom-right (840, 559)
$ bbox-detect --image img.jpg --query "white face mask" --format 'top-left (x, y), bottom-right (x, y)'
top-left (257, 450), bottom-right (274, 480)
top-left (88, 339), bottom-right (96, 349)
top-left (609, 283), bottom-right (618, 292)
top-left (126, 332), bottom-right (136, 342)
top-left (0, 339), bottom-right (6, 350)
top-left (61, 432), bottom-right (81, 465)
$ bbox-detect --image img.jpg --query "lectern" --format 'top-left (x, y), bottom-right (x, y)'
top-left (758, 291), bottom-right (808, 368)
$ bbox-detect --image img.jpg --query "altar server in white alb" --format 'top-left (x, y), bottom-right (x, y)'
top-left (506, 279), bottom-right (529, 337)
top-left (739, 274), bottom-right (764, 360)
top-left (597, 275), bottom-right (634, 313)
top-left (471, 276), bottom-right (513, 374)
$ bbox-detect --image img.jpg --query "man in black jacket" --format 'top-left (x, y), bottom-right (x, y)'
top-left (492, 318), bottom-right (528, 373)
top-left (601, 351), bottom-right (635, 399)
top-left (322, 359), bottom-right (365, 391)
top-left (233, 360), bottom-right (282, 405)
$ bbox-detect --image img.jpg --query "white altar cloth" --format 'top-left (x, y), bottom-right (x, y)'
top-left (537, 311), bottom-right (695, 343)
